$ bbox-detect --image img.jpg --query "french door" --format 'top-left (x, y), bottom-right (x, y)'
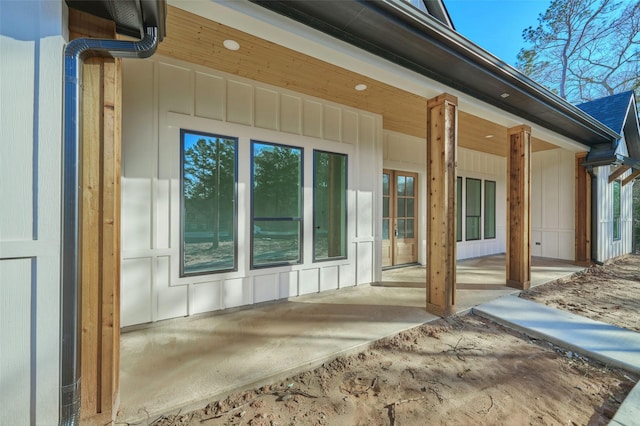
top-left (382, 170), bottom-right (418, 267)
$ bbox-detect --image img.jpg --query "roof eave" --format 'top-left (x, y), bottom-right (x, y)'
top-left (250, 0), bottom-right (620, 145)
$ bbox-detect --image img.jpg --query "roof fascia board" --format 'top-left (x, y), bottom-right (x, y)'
top-left (169, 0), bottom-right (590, 152)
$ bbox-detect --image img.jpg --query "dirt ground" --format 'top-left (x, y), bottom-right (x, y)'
top-left (150, 256), bottom-right (640, 426)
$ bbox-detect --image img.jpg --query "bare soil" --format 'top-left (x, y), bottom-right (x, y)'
top-left (150, 256), bottom-right (640, 426)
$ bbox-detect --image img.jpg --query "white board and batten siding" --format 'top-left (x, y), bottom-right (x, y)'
top-left (0, 1), bottom-right (65, 424)
top-left (593, 165), bottom-right (634, 262)
top-left (531, 149), bottom-right (575, 261)
top-left (382, 137), bottom-right (509, 262)
top-left (121, 56), bottom-right (383, 327)
top-left (456, 147), bottom-right (507, 259)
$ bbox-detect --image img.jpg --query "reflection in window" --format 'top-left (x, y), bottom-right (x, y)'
top-left (314, 151), bottom-right (347, 261)
top-left (252, 141), bottom-right (303, 267)
top-left (613, 180), bottom-right (621, 240)
top-left (382, 173), bottom-right (390, 241)
top-left (484, 180), bottom-right (496, 239)
top-left (181, 130), bottom-right (237, 276)
top-left (465, 178), bottom-right (481, 241)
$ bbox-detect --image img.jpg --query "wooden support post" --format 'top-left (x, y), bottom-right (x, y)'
top-left (70, 9), bottom-right (121, 423)
top-left (575, 152), bottom-right (591, 266)
top-left (506, 125), bottom-right (531, 290)
top-left (426, 94), bottom-right (458, 317)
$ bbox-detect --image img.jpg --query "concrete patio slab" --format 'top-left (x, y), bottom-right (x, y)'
top-left (117, 256), bottom-right (584, 424)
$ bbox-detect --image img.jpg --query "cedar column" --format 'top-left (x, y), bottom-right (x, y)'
top-left (506, 125), bottom-right (531, 289)
top-left (426, 94), bottom-right (458, 316)
top-left (575, 152), bottom-right (591, 265)
top-left (70, 10), bottom-right (121, 423)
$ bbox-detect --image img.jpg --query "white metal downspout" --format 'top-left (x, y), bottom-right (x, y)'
top-left (60, 27), bottom-right (158, 426)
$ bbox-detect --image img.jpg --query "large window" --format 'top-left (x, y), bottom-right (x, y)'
top-left (252, 141), bottom-right (303, 267)
top-left (484, 180), bottom-right (496, 239)
top-left (181, 130), bottom-right (237, 276)
top-left (613, 179), bottom-right (621, 241)
top-left (465, 178), bottom-right (481, 241)
top-left (314, 151), bottom-right (347, 261)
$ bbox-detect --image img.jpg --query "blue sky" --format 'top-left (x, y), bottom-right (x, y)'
top-left (445, 0), bottom-right (552, 66)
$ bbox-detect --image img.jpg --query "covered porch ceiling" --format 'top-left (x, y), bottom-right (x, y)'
top-left (158, 5), bottom-right (560, 157)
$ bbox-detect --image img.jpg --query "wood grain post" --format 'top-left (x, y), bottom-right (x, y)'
top-left (506, 125), bottom-right (531, 290)
top-left (70, 10), bottom-right (121, 423)
top-left (575, 152), bottom-right (591, 266)
top-left (426, 94), bottom-right (458, 316)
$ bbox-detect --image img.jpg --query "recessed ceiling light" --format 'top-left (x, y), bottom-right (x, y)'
top-left (223, 39), bottom-right (240, 51)
top-left (485, 134), bottom-right (494, 139)
top-left (355, 84), bottom-right (368, 91)
top-left (500, 92), bottom-right (510, 98)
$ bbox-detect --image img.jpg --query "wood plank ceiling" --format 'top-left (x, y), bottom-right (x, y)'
top-left (158, 5), bottom-right (559, 156)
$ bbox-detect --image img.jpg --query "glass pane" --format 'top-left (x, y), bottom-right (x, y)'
top-left (466, 178), bottom-right (481, 216)
top-left (182, 131), bottom-right (237, 275)
top-left (253, 142), bottom-right (302, 218)
top-left (383, 173), bottom-right (390, 196)
top-left (397, 219), bottom-right (406, 239)
top-left (407, 198), bottom-right (414, 218)
top-left (406, 219), bottom-right (414, 238)
top-left (397, 176), bottom-right (406, 196)
top-left (253, 220), bottom-right (301, 266)
top-left (406, 177), bottom-right (415, 196)
top-left (314, 151), bottom-right (347, 260)
top-left (484, 181), bottom-right (496, 239)
top-left (383, 197), bottom-right (389, 218)
top-left (456, 177), bottom-right (462, 242)
top-left (466, 217), bottom-right (480, 241)
top-left (397, 198), bottom-right (406, 217)
top-left (383, 219), bottom-right (390, 240)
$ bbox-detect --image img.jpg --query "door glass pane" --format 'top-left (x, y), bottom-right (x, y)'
top-left (383, 197), bottom-right (389, 218)
top-left (397, 176), bottom-right (406, 196)
top-left (406, 177), bottom-right (415, 196)
top-left (466, 217), bottom-right (480, 240)
top-left (397, 219), bottom-right (406, 238)
top-left (383, 219), bottom-right (390, 240)
top-left (383, 173), bottom-right (390, 196)
top-left (182, 131), bottom-right (237, 275)
top-left (407, 198), bottom-right (414, 218)
top-left (465, 178), bottom-right (481, 240)
top-left (397, 198), bottom-right (406, 217)
top-left (406, 219), bottom-right (414, 238)
top-left (314, 151), bottom-right (347, 260)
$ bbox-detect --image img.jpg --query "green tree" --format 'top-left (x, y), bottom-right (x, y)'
top-left (516, 0), bottom-right (640, 103)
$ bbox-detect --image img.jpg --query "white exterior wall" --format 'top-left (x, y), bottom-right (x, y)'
top-left (382, 138), bottom-right (507, 262)
top-left (531, 149), bottom-right (575, 261)
top-left (593, 165), bottom-right (634, 262)
top-left (121, 56), bottom-right (382, 327)
top-left (456, 148), bottom-right (507, 259)
top-left (0, 1), bottom-right (65, 423)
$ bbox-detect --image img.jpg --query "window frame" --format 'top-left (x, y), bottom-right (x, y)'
top-left (179, 129), bottom-right (238, 277)
top-left (465, 177), bottom-right (482, 241)
top-left (250, 140), bottom-right (304, 269)
top-left (456, 176), bottom-right (463, 242)
top-left (313, 150), bottom-right (348, 262)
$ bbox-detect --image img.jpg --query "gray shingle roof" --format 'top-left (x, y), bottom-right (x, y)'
top-left (576, 91), bottom-right (633, 134)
